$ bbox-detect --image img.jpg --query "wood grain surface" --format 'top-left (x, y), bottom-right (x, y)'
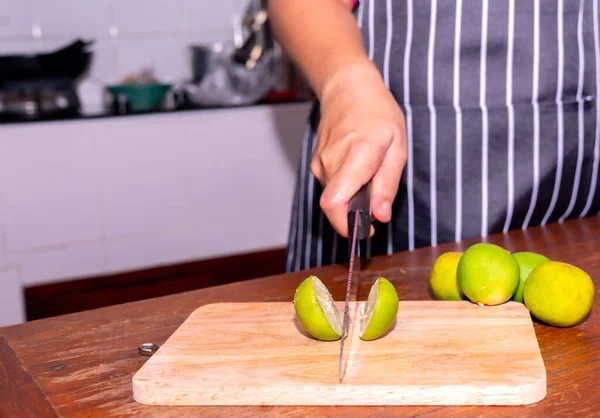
top-left (133, 301), bottom-right (546, 406)
top-left (0, 217), bottom-right (599, 417)
top-left (0, 337), bottom-right (57, 418)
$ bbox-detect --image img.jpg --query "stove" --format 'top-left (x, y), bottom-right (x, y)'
top-left (0, 79), bottom-right (81, 122)
top-left (0, 38), bottom-right (92, 122)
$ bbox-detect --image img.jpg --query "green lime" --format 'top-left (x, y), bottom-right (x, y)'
top-left (512, 252), bottom-right (551, 303)
top-left (293, 276), bottom-right (342, 341)
top-left (359, 277), bottom-right (399, 341)
top-left (457, 243), bottom-right (520, 306)
top-left (429, 252), bottom-right (466, 301)
top-left (524, 261), bottom-right (595, 327)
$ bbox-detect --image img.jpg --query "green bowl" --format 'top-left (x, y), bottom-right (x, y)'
top-left (107, 83), bottom-right (171, 112)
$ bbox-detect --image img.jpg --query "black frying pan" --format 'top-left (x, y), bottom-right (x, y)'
top-left (0, 39), bottom-right (93, 86)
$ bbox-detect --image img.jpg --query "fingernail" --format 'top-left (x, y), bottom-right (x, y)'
top-left (381, 201), bottom-right (391, 221)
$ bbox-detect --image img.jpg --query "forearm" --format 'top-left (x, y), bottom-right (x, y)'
top-left (268, 0), bottom-right (380, 100)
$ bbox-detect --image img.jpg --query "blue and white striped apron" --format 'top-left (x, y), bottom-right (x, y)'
top-left (286, 0), bottom-right (599, 272)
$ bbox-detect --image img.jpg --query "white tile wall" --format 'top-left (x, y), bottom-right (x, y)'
top-left (20, 241), bottom-right (106, 285)
top-left (0, 40), bottom-right (36, 54)
top-left (94, 117), bottom-right (191, 239)
top-left (183, 0), bottom-right (235, 33)
top-left (0, 0), bottom-right (245, 111)
top-left (114, 37), bottom-right (189, 83)
top-left (0, 124), bottom-right (102, 252)
top-left (0, 266), bottom-right (25, 327)
top-left (183, 105), bottom-right (308, 258)
top-left (0, 232), bottom-right (5, 267)
top-left (35, 36), bottom-right (77, 52)
top-left (184, 29), bottom-right (233, 46)
top-left (105, 229), bottom-right (196, 274)
top-left (0, 0), bottom-right (36, 39)
top-left (37, 0), bottom-right (113, 38)
top-left (154, 38), bottom-right (192, 82)
top-left (113, 0), bottom-right (183, 35)
top-left (0, 198), bottom-right (6, 267)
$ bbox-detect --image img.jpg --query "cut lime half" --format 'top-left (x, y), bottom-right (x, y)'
top-left (359, 277), bottom-right (399, 341)
top-left (293, 276), bottom-right (342, 341)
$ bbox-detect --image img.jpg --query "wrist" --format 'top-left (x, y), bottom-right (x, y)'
top-left (318, 58), bottom-right (383, 102)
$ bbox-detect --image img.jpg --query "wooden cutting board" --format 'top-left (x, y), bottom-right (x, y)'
top-left (132, 301), bottom-right (546, 406)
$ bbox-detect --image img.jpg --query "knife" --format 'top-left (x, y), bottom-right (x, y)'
top-left (339, 180), bottom-right (371, 383)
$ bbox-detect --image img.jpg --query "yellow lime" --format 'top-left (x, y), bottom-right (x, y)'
top-left (512, 252), bottom-right (551, 303)
top-left (457, 243), bottom-right (520, 306)
top-left (429, 252), bottom-right (466, 301)
top-left (359, 277), bottom-right (399, 341)
top-left (293, 275), bottom-right (342, 341)
top-left (524, 261), bottom-right (595, 327)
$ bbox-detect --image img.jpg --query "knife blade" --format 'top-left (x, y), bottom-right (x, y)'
top-left (339, 181), bottom-right (371, 383)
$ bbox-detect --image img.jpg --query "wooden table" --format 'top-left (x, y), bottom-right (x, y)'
top-left (1, 217), bottom-right (599, 417)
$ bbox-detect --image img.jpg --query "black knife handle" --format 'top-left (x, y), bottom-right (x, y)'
top-left (348, 181), bottom-right (371, 241)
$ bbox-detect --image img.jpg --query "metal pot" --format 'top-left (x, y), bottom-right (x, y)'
top-left (190, 43), bottom-right (224, 83)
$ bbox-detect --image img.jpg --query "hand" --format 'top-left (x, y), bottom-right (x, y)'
top-left (310, 61), bottom-right (407, 238)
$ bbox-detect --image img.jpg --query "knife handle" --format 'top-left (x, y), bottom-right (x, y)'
top-left (348, 181), bottom-right (371, 241)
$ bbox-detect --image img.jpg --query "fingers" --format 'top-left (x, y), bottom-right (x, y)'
top-left (370, 133), bottom-right (406, 223)
top-left (319, 134), bottom-right (392, 237)
top-left (310, 157), bottom-right (325, 185)
top-left (310, 124), bottom-right (330, 185)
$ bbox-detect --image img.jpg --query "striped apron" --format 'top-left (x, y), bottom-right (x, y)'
top-left (286, 0), bottom-right (600, 273)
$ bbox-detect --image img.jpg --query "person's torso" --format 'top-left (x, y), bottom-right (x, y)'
top-left (356, 0), bottom-right (596, 110)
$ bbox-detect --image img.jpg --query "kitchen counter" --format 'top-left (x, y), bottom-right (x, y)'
top-left (0, 97), bottom-right (310, 126)
top-left (1, 217), bottom-right (599, 417)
